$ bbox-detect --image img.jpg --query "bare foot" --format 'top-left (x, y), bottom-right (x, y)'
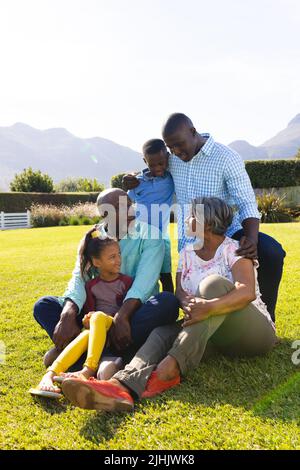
top-left (156, 355), bottom-right (180, 381)
top-left (38, 371), bottom-right (61, 393)
top-left (59, 366), bottom-right (95, 381)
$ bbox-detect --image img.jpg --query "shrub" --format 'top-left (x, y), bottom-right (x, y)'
top-left (30, 204), bottom-right (65, 228)
top-left (245, 160), bottom-right (300, 188)
top-left (10, 167), bottom-right (54, 193)
top-left (68, 202), bottom-right (98, 219)
top-left (80, 216), bottom-right (92, 225)
top-left (111, 173), bottom-right (126, 190)
top-left (30, 203), bottom-right (100, 227)
top-left (286, 207), bottom-right (300, 220)
top-left (58, 219), bottom-right (68, 227)
top-left (55, 177), bottom-right (105, 193)
top-left (69, 216), bottom-right (80, 226)
top-left (256, 191), bottom-right (292, 223)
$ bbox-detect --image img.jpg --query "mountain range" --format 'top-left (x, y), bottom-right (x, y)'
top-left (0, 114), bottom-right (299, 191)
top-left (0, 123), bottom-right (144, 191)
top-left (229, 113), bottom-right (300, 160)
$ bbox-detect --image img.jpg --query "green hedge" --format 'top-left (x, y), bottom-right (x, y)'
top-left (245, 160), bottom-right (300, 188)
top-left (0, 192), bottom-right (99, 212)
top-left (3, 160), bottom-right (299, 212)
top-left (111, 160), bottom-right (300, 190)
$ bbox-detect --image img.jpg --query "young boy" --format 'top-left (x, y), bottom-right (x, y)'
top-left (127, 139), bottom-right (175, 292)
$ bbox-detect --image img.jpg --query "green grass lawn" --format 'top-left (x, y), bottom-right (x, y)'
top-left (0, 223), bottom-right (300, 450)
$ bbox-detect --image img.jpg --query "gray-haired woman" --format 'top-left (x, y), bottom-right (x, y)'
top-left (139, 196), bottom-right (276, 393)
top-left (61, 197), bottom-right (277, 412)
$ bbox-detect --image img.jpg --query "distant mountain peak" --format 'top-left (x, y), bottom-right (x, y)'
top-left (228, 139), bottom-right (268, 160)
top-left (11, 122), bottom-right (38, 131)
top-left (9, 123), bottom-right (74, 138)
top-left (229, 139), bottom-right (250, 145)
top-left (288, 114), bottom-right (300, 127)
top-left (43, 127), bottom-right (74, 138)
top-left (229, 112), bottom-right (300, 160)
top-left (0, 122), bottom-right (144, 191)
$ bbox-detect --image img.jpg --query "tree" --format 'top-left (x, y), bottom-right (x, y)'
top-left (78, 178), bottom-right (105, 192)
top-left (296, 148), bottom-right (300, 159)
top-left (111, 173), bottom-right (126, 190)
top-left (10, 167), bottom-right (54, 193)
top-left (55, 177), bottom-right (105, 193)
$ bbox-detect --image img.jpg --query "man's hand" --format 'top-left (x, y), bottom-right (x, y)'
top-left (82, 312), bottom-right (95, 329)
top-left (182, 297), bottom-right (213, 327)
top-left (108, 314), bottom-right (132, 352)
top-left (236, 236), bottom-right (258, 259)
top-left (53, 301), bottom-right (81, 350)
top-left (237, 218), bottom-right (259, 259)
top-left (108, 299), bottom-right (140, 351)
top-left (122, 173), bottom-right (140, 191)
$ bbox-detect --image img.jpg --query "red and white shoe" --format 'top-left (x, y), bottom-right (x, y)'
top-left (62, 377), bottom-right (134, 412)
top-left (142, 371), bottom-right (180, 398)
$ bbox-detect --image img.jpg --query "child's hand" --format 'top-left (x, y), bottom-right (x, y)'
top-left (122, 173), bottom-right (140, 190)
top-left (82, 312), bottom-right (94, 329)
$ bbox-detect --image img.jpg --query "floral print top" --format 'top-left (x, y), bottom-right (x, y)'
top-left (177, 236), bottom-right (274, 327)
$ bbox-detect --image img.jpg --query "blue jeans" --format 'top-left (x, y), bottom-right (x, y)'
top-left (232, 229), bottom-right (286, 322)
top-left (33, 292), bottom-right (179, 370)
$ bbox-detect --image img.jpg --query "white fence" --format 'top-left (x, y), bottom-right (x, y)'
top-left (0, 211), bottom-right (31, 230)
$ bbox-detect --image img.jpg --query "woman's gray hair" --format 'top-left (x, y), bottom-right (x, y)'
top-left (191, 197), bottom-right (234, 235)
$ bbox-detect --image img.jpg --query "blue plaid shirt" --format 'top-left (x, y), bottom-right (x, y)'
top-left (168, 133), bottom-right (261, 251)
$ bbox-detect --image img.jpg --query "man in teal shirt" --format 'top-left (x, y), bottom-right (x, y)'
top-left (33, 189), bottom-right (179, 366)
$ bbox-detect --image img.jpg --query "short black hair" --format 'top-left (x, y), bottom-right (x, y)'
top-left (142, 139), bottom-right (167, 156)
top-left (162, 113), bottom-right (194, 137)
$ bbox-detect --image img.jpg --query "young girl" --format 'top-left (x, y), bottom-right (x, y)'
top-left (30, 228), bottom-right (133, 398)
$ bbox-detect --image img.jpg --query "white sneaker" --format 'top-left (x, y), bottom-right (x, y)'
top-left (97, 356), bottom-right (123, 380)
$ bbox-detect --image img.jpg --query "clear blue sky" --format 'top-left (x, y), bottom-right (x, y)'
top-left (0, 0), bottom-right (299, 151)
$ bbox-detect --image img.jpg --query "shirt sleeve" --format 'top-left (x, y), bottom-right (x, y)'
top-left (225, 241), bottom-right (244, 270)
top-left (224, 151), bottom-right (261, 224)
top-left (120, 274), bottom-right (134, 293)
top-left (124, 237), bottom-right (165, 303)
top-left (62, 237), bottom-right (89, 312)
top-left (83, 279), bottom-right (97, 315)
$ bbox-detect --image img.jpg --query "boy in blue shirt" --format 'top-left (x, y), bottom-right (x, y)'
top-left (127, 139), bottom-right (175, 292)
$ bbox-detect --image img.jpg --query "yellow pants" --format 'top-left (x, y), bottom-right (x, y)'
top-left (48, 312), bottom-right (113, 375)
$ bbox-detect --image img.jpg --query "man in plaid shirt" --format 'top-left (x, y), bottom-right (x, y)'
top-left (125, 113), bottom-right (285, 322)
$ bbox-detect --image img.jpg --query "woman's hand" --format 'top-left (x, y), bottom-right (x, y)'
top-left (179, 294), bottom-right (195, 309)
top-left (182, 297), bottom-right (213, 327)
top-left (175, 284), bottom-right (195, 309)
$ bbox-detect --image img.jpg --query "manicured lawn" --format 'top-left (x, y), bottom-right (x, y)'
top-left (0, 223), bottom-right (299, 450)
